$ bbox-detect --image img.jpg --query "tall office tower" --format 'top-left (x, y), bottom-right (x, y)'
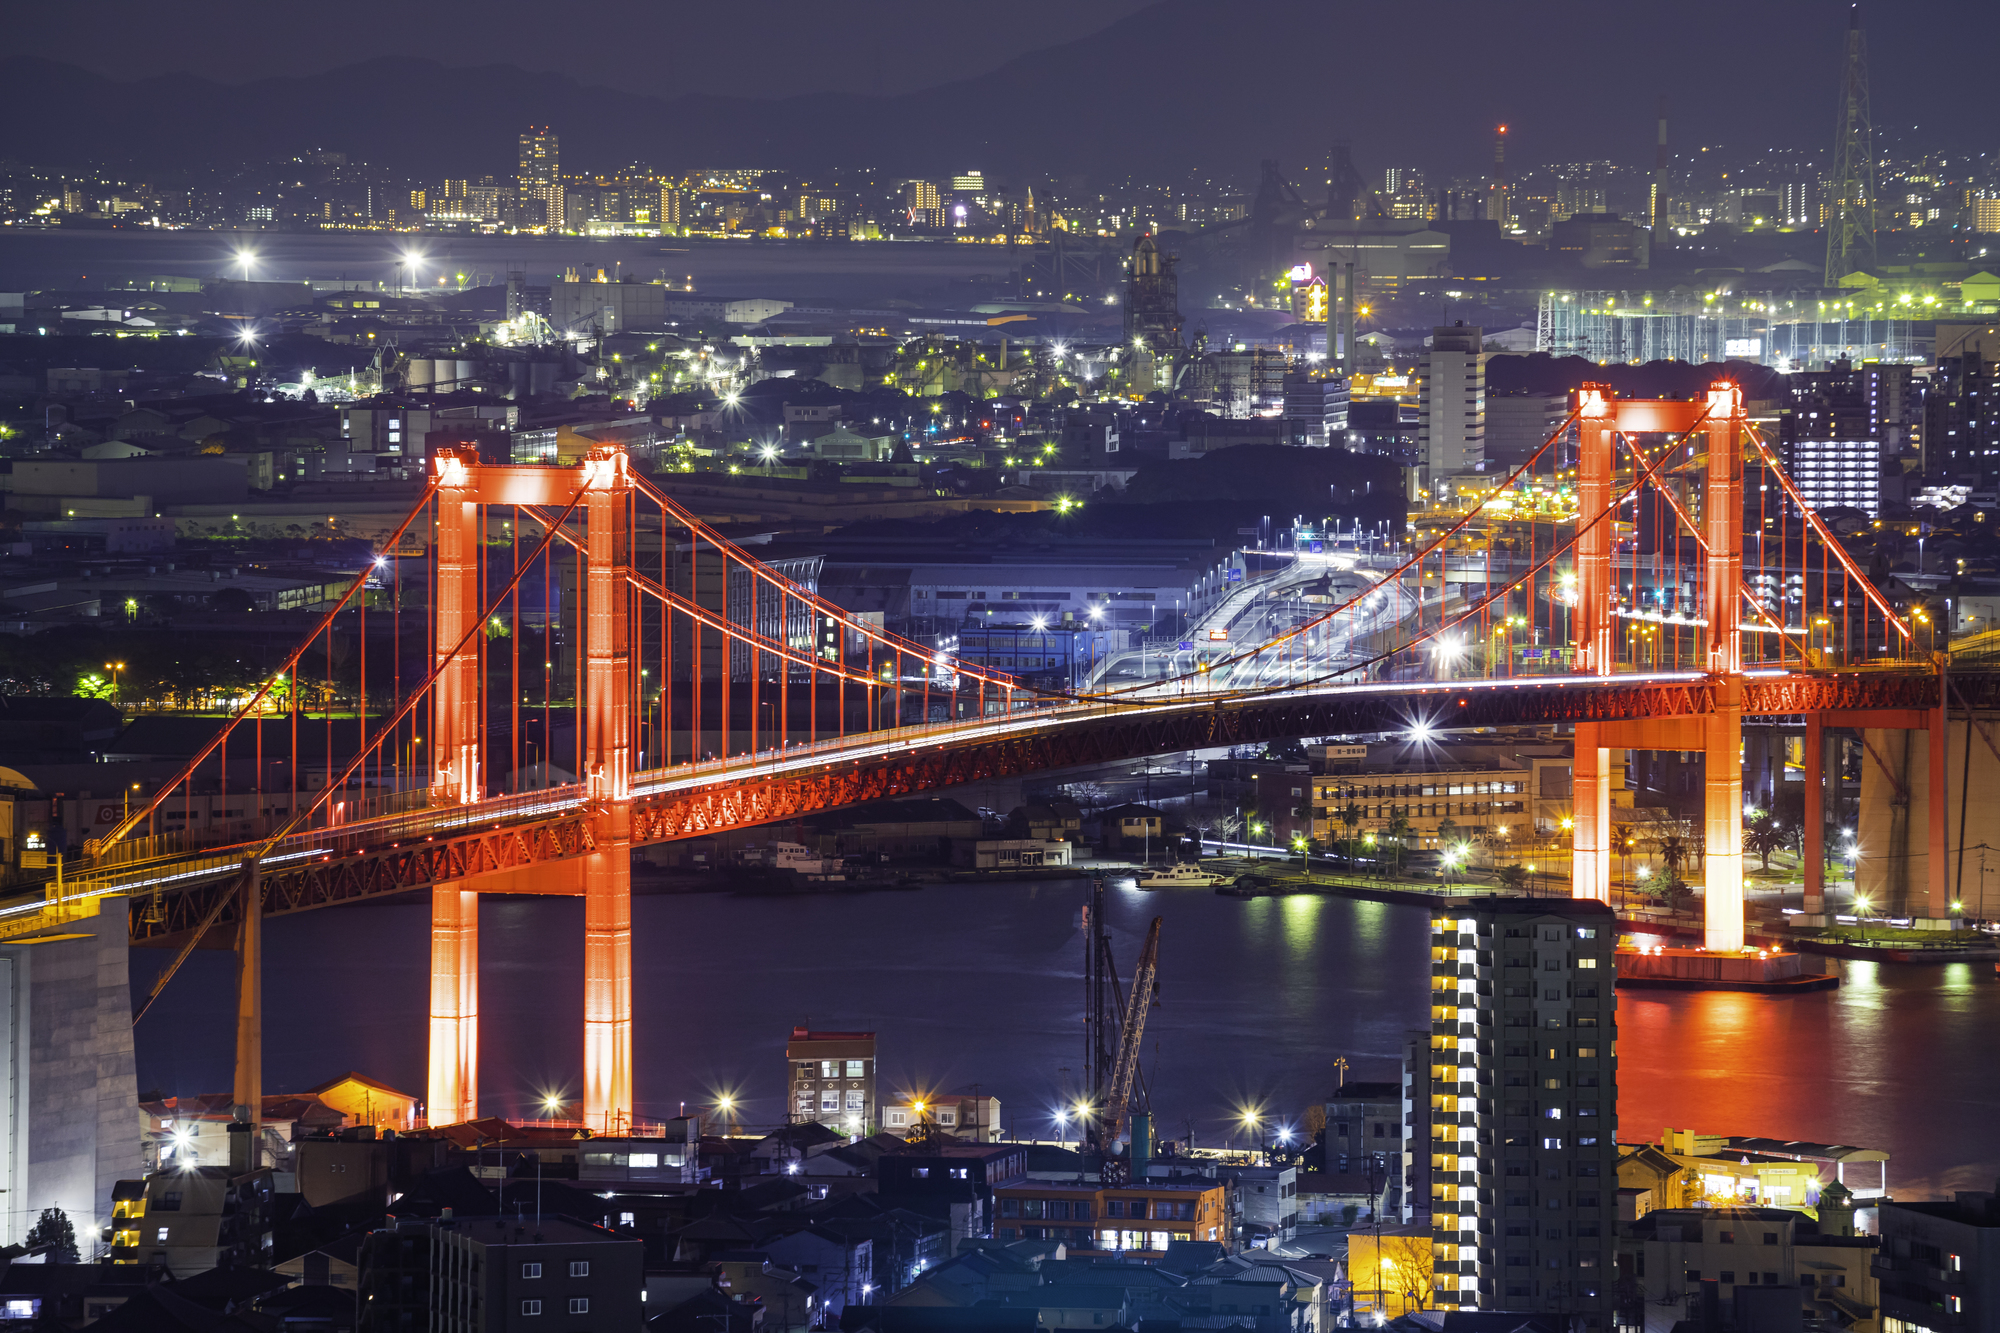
top-left (1823, 11), bottom-right (1876, 285)
top-left (1489, 125), bottom-right (1511, 228)
top-left (785, 1026), bottom-right (877, 1136)
top-left (1384, 168), bottom-right (1428, 219)
top-left (1649, 96), bottom-right (1669, 231)
top-left (656, 185), bottom-right (684, 232)
top-left (518, 126), bottom-right (564, 230)
top-left (1426, 898), bottom-right (1618, 1328)
top-left (902, 179), bottom-right (941, 213)
top-left (1416, 324), bottom-right (1485, 496)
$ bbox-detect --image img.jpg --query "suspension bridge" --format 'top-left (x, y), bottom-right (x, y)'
top-left (1, 379), bottom-right (1978, 1135)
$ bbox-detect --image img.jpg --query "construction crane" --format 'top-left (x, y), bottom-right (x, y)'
top-left (1080, 878), bottom-right (1163, 1181)
top-left (1101, 915), bottom-right (1161, 1151)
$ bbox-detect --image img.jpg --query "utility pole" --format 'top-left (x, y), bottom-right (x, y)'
top-left (1824, 7), bottom-right (1877, 287)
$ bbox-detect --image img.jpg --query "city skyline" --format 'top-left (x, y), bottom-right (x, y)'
top-left (1, 2), bottom-right (1999, 1328)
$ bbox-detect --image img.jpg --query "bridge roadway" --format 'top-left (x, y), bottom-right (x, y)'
top-left (0, 665), bottom-right (1957, 948)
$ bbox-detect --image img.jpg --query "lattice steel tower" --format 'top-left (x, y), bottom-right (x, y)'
top-left (1823, 8), bottom-right (1876, 287)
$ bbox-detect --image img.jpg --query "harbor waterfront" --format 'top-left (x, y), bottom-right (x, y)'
top-left (130, 877), bottom-right (2000, 1200)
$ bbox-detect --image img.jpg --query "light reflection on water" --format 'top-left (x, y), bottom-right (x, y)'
top-left (132, 882), bottom-right (1999, 1194)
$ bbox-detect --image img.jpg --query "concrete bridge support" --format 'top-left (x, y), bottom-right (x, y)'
top-left (1853, 698), bottom-right (1985, 922)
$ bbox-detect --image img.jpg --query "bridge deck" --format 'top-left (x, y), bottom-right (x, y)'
top-left (0, 666), bottom-right (1960, 948)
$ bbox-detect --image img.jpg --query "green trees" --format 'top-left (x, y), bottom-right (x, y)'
top-left (1338, 801), bottom-right (1362, 864)
top-left (1384, 811), bottom-right (1414, 875)
top-left (27, 1207), bottom-right (79, 1263)
top-left (1744, 811), bottom-right (1787, 872)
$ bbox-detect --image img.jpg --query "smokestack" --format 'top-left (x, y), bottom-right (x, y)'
top-left (1652, 96), bottom-right (1670, 230)
top-left (1130, 1113), bottom-right (1153, 1179)
top-left (1491, 125), bottom-right (1510, 228)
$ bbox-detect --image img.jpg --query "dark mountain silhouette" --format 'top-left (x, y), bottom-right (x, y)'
top-left (2, 0), bottom-right (1994, 182)
top-left (1487, 355), bottom-right (1787, 402)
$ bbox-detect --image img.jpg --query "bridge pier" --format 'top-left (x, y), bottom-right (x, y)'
top-left (427, 885), bottom-right (479, 1125)
top-left (1566, 383), bottom-right (1751, 951)
top-left (583, 449), bottom-right (634, 1134)
top-left (1703, 681), bottom-right (1746, 952)
top-left (1803, 717), bottom-right (1825, 915)
top-left (1702, 385), bottom-right (1745, 953)
top-left (1572, 726), bottom-right (1610, 902)
top-left (584, 812), bottom-right (633, 1134)
top-left (1570, 390), bottom-right (1616, 905)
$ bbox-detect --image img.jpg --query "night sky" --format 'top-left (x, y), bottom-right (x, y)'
top-left (4, 0), bottom-right (1992, 180)
top-left (9, 0), bottom-right (1158, 100)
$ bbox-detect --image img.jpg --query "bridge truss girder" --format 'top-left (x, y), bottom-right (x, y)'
top-left (130, 671), bottom-right (1958, 945)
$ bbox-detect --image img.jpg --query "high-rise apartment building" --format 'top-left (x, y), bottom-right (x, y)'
top-left (902, 180), bottom-right (941, 213)
top-left (1787, 357), bottom-right (1912, 454)
top-left (785, 1026), bottom-right (877, 1136)
top-left (1924, 325), bottom-right (2000, 481)
top-left (1416, 323), bottom-right (1485, 494)
top-left (1782, 436), bottom-right (1882, 517)
top-left (1426, 897), bottom-right (1618, 1329)
top-left (1324, 1081), bottom-right (1405, 1217)
top-left (517, 126), bottom-right (563, 230)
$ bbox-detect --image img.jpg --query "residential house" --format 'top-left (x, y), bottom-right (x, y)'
top-left (880, 1093), bottom-right (1004, 1143)
top-left (1011, 801), bottom-right (1083, 846)
top-left (141, 1092), bottom-right (344, 1174)
top-left (878, 1143), bottom-right (1029, 1247)
top-left (1098, 803), bottom-right (1168, 859)
top-left (1321, 1081), bottom-right (1405, 1219)
top-left (1212, 1164), bottom-right (1298, 1247)
top-left (302, 1071), bottom-right (420, 1131)
top-left (711, 1254), bottom-right (820, 1332)
top-left (1617, 1198), bottom-right (1878, 1333)
top-left (1876, 1186), bottom-right (2000, 1333)
top-left (759, 1224), bottom-right (873, 1319)
top-left (992, 1175), bottom-right (1228, 1260)
top-left (117, 1163), bottom-right (276, 1276)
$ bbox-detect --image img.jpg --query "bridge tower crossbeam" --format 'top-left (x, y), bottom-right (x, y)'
top-left (422, 446), bottom-right (637, 1132)
top-left (1568, 382), bottom-right (1749, 951)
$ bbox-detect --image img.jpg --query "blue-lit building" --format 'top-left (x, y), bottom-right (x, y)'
top-left (953, 624), bottom-right (1110, 691)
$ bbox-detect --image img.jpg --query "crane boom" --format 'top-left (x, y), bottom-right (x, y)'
top-left (1102, 916), bottom-right (1161, 1148)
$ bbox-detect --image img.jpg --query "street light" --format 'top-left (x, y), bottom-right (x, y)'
top-left (105, 661), bottom-right (126, 704)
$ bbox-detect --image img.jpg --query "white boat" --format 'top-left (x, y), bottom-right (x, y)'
top-left (739, 841), bottom-right (846, 881)
top-left (1137, 863), bottom-right (1228, 888)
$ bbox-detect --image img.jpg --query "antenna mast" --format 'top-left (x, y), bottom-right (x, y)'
top-left (1824, 7), bottom-right (1877, 287)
